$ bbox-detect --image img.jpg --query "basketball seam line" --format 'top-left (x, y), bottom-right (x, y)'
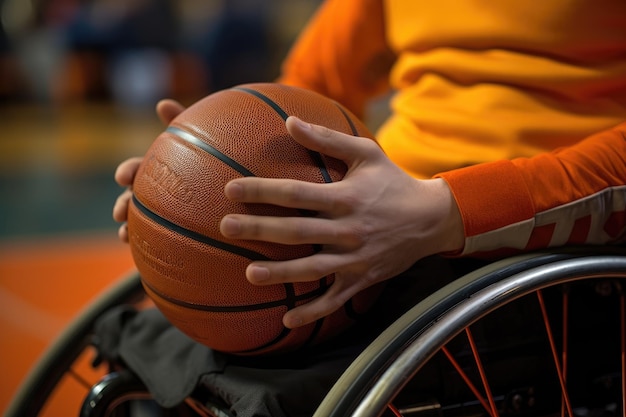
top-left (231, 87), bottom-right (289, 120)
top-left (141, 277), bottom-right (327, 312)
top-left (144, 275), bottom-right (296, 354)
top-left (132, 194), bottom-right (270, 261)
top-left (333, 103), bottom-right (359, 136)
top-left (231, 86), bottom-right (333, 183)
top-left (166, 126), bottom-right (256, 177)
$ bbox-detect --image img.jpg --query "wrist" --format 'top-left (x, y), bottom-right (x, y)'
top-left (429, 178), bottom-right (465, 254)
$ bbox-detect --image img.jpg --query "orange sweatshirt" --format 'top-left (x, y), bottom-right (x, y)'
top-left (278, 0), bottom-right (626, 256)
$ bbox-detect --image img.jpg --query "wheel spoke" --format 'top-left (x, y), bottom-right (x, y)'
top-left (441, 346), bottom-right (494, 417)
top-left (537, 290), bottom-right (574, 417)
top-left (67, 368), bottom-right (92, 390)
top-left (465, 328), bottom-right (500, 417)
top-left (561, 287), bottom-right (569, 417)
top-left (387, 403), bottom-right (403, 417)
top-left (619, 282), bottom-right (625, 417)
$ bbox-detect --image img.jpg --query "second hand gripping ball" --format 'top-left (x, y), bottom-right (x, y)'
top-left (128, 83), bottom-right (381, 355)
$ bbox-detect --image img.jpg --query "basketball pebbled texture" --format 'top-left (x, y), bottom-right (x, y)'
top-left (127, 83), bottom-right (382, 355)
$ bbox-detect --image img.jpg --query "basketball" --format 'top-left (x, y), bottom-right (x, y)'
top-left (127, 83), bottom-right (381, 355)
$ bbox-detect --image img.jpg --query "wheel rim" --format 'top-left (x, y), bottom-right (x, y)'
top-left (354, 256), bottom-right (626, 417)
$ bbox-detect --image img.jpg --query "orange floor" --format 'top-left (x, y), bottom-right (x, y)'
top-left (0, 103), bottom-right (154, 416)
top-left (0, 233), bottom-right (136, 415)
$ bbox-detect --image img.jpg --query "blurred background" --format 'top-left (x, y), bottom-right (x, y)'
top-left (0, 0), bottom-right (322, 238)
top-left (0, 0), bottom-right (323, 412)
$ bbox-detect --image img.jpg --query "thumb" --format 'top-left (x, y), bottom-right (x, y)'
top-left (156, 99), bottom-right (186, 125)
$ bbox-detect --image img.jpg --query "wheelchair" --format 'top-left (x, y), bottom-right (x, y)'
top-left (6, 245), bottom-right (626, 417)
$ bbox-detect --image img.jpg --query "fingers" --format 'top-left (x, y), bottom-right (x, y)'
top-left (156, 99), bottom-right (185, 125)
top-left (246, 254), bottom-right (362, 328)
top-left (222, 213), bottom-right (362, 247)
top-left (281, 272), bottom-right (362, 328)
top-left (285, 116), bottom-right (380, 164)
top-left (222, 118), bottom-right (387, 328)
top-left (114, 157), bottom-right (143, 187)
top-left (113, 189), bottom-right (133, 222)
top-left (245, 252), bottom-right (345, 285)
top-left (224, 178), bottom-right (342, 213)
top-left (118, 223), bottom-right (129, 243)
top-left (114, 98), bottom-right (184, 245)
top-left (243, 252), bottom-right (369, 328)
top-left (282, 293), bottom-right (349, 328)
top-left (113, 159), bottom-right (140, 244)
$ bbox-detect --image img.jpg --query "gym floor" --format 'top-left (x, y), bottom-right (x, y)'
top-left (0, 102), bottom-right (155, 413)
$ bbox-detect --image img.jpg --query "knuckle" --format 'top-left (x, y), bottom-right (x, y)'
top-left (326, 290), bottom-right (352, 315)
top-left (281, 182), bottom-right (303, 204)
top-left (306, 260), bottom-right (329, 280)
top-left (247, 218), bottom-right (263, 238)
top-left (360, 268), bottom-right (380, 286)
top-left (329, 294), bottom-right (347, 311)
top-left (337, 223), bottom-right (368, 249)
top-left (291, 219), bottom-right (310, 242)
top-left (314, 294), bottom-right (344, 319)
top-left (360, 138), bottom-right (383, 155)
top-left (331, 187), bottom-right (362, 214)
top-left (311, 262), bottom-right (332, 279)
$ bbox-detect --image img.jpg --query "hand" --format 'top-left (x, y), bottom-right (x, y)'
top-left (112, 99), bottom-right (186, 242)
top-left (220, 116), bottom-right (464, 328)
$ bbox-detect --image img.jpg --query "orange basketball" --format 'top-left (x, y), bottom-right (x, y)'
top-left (127, 83), bottom-right (381, 355)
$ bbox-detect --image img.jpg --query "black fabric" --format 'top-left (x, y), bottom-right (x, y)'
top-left (94, 307), bottom-right (227, 407)
top-left (93, 255), bottom-right (486, 416)
top-left (199, 342), bottom-right (368, 417)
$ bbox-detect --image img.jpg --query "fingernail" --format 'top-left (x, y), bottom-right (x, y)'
top-left (247, 265), bottom-right (270, 283)
top-left (293, 116), bottom-right (311, 130)
top-left (224, 182), bottom-right (243, 200)
top-left (285, 315), bottom-right (303, 329)
top-left (221, 217), bottom-right (241, 236)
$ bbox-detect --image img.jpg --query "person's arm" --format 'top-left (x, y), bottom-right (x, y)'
top-left (277, 0), bottom-right (395, 119)
top-left (223, 120), bottom-right (626, 328)
top-left (437, 122), bottom-right (626, 257)
top-left (221, 117), bottom-right (464, 328)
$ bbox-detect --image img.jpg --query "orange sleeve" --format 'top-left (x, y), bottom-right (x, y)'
top-left (437, 122), bottom-right (626, 257)
top-left (277, 0), bottom-right (394, 119)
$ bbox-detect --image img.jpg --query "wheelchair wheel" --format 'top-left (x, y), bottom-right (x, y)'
top-left (315, 247), bottom-right (626, 417)
top-left (5, 271), bottom-right (145, 417)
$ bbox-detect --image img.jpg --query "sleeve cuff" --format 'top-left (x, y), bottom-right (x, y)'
top-left (435, 160), bottom-right (536, 253)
